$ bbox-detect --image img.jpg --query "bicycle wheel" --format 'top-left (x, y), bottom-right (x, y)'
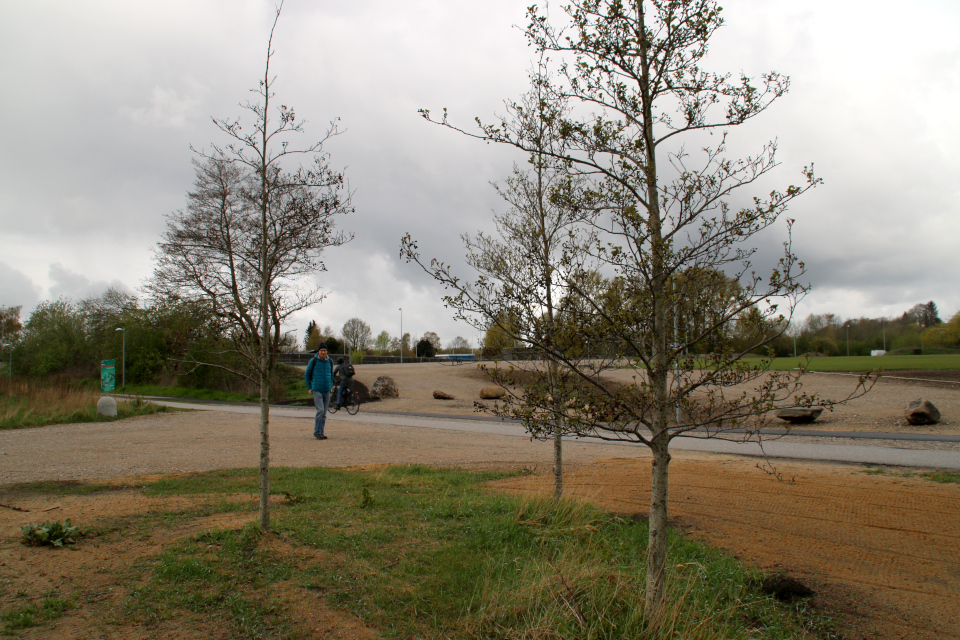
top-left (346, 393), bottom-right (359, 415)
top-left (327, 388), bottom-right (339, 414)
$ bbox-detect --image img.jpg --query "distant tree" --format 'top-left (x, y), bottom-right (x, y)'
top-left (415, 337), bottom-right (436, 358)
top-left (17, 300), bottom-right (92, 376)
top-left (388, 335), bottom-right (401, 354)
top-left (481, 313), bottom-right (519, 358)
top-left (446, 336), bottom-right (471, 352)
top-left (808, 336), bottom-right (839, 356)
top-left (908, 301), bottom-right (942, 329)
top-left (925, 301), bottom-right (943, 326)
top-left (926, 310), bottom-right (960, 348)
top-left (0, 305), bottom-right (23, 344)
top-left (148, 3), bottom-right (352, 531)
top-left (374, 330), bottom-right (391, 354)
top-left (401, 332), bottom-right (411, 357)
top-left (341, 318), bottom-right (372, 352)
top-left (421, 331), bottom-right (442, 352)
top-left (303, 320), bottom-right (318, 350)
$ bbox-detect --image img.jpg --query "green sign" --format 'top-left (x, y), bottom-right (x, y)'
top-left (101, 359), bottom-right (116, 392)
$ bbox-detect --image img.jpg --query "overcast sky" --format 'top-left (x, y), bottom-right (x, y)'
top-left (2, 0), bottom-right (958, 349)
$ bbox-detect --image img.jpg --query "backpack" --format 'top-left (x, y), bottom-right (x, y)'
top-left (344, 363), bottom-right (355, 377)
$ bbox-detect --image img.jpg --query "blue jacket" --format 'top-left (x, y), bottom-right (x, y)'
top-left (305, 355), bottom-right (334, 392)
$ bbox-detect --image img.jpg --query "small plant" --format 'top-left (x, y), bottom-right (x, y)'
top-left (359, 487), bottom-right (373, 508)
top-left (20, 519), bottom-right (82, 547)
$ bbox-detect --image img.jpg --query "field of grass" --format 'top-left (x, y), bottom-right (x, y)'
top-left (0, 377), bottom-right (168, 430)
top-left (110, 363), bottom-right (314, 404)
top-left (106, 466), bottom-right (834, 639)
top-left (763, 353), bottom-right (960, 372)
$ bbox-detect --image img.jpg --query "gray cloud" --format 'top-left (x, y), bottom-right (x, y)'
top-left (0, 262), bottom-right (41, 311)
top-left (1, 0), bottom-right (958, 340)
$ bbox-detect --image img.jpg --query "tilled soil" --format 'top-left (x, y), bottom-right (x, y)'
top-left (491, 456), bottom-right (960, 640)
top-left (1, 363), bottom-right (959, 639)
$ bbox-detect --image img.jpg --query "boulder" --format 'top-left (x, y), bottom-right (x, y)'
top-left (97, 395), bottom-right (118, 417)
top-left (904, 399), bottom-right (940, 425)
top-left (433, 390), bottom-right (455, 400)
top-left (776, 407), bottom-right (823, 424)
top-left (370, 376), bottom-right (399, 399)
top-left (479, 386), bottom-right (506, 400)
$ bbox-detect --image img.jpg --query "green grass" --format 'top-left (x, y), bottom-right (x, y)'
top-left (924, 471), bottom-right (960, 484)
top-left (1, 597), bottom-right (71, 634)
top-left (763, 354), bottom-right (960, 372)
top-left (116, 364), bottom-right (313, 404)
top-left (126, 466), bottom-right (834, 639)
top-left (118, 383), bottom-right (257, 403)
top-left (862, 468), bottom-right (960, 485)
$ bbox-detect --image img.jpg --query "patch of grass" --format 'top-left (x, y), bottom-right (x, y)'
top-left (123, 466), bottom-right (832, 639)
top-left (0, 377), bottom-right (168, 429)
top-left (763, 354), bottom-right (960, 372)
top-left (0, 479), bottom-right (121, 497)
top-left (125, 524), bottom-right (294, 636)
top-left (862, 467), bottom-right (960, 485)
top-left (1, 597), bottom-right (71, 634)
top-left (118, 383), bottom-right (256, 403)
top-left (922, 471), bottom-right (960, 484)
top-left (120, 364), bottom-right (313, 404)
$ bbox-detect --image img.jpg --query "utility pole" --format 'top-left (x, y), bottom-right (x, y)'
top-left (399, 308), bottom-right (403, 364)
top-left (115, 327), bottom-right (126, 391)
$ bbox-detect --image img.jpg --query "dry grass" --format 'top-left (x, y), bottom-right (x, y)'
top-left (0, 376), bottom-right (167, 429)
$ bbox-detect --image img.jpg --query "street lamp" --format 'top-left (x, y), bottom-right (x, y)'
top-left (399, 308), bottom-right (403, 363)
top-left (115, 327), bottom-right (125, 391)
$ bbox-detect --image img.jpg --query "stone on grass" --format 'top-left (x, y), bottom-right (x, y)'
top-left (776, 407), bottom-right (823, 424)
top-left (433, 390), bottom-right (455, 400)
top-left (97, 395), bottom-right (118, 417)
top-left (904, 399), bottom-right (940, 425)
top-left (370, 376), bottom-right (399, 399)
top-left (479, 386), bottom-right (506, 400)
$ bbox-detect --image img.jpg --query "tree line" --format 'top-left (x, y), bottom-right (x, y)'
top-left (301, 318), bottom-right (473, 359)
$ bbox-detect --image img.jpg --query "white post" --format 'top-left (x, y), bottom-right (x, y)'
top-left (399, 308), bottom-right (403, 364)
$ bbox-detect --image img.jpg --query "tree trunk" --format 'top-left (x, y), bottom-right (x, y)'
top-left (258, 365), bottom-right (270, 531)
top-left (552, 421), bottom-right (563, 498)
top-left (645, 435), bottom-right (671, 615)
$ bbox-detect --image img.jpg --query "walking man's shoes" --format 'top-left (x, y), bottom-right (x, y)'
top-left (315, 434), bottom-right (327, 440)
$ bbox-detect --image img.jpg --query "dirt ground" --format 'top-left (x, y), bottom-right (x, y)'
top-left (1, 362), bottom-right (959, 639)
top-left (356, 362), bottom-right (960, 435)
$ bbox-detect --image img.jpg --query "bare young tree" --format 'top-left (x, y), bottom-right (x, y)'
top-left (374, 330), bottom-right (392, 355)
top-left (149, 3), bottom-right (352, 531)
top-left (446, 336), bottom-right (471, 352)
top-left (414, 0), bottom-right (873, 614)
top-left (406, 72), bottom-right (592, 497)
top-left (341, 317), bottom-right (372, 352)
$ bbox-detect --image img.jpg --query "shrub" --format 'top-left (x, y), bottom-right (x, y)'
top-left (807, 336), bottom-right (839, 356)
top-left (20, 519), bottom-right (82, 547)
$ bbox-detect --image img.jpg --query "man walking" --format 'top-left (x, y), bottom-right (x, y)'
top-left (304, 343), bottom-right (334, 439)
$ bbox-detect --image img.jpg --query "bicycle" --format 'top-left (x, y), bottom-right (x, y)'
top-left (327, 385), bottom-right (360, 415)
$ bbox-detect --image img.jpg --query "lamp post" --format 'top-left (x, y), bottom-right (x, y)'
top-left (115, 327), bottom-right (125, 391)
top-left (399, 308), bottom-right (403, 364)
